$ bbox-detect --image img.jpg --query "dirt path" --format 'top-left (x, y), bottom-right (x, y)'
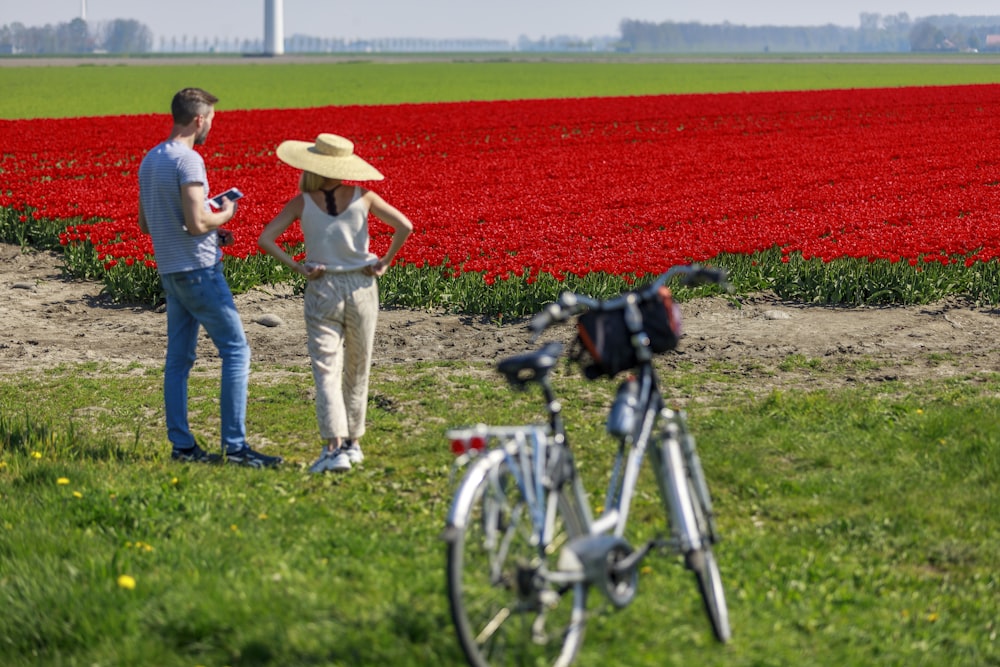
top-left (3, 244), bottom-right (999, 391)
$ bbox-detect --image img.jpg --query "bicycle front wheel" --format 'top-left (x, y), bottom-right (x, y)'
top-left (445, 454), bottom-right (588, 667)
top-left (681, 448), bottom-right (731, 643)
top-left (657, 437), bottom-right (731, 643)
top-left (686, 546), bottom-right (730, 642)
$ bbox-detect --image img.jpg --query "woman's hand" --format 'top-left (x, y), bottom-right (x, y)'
top-left (364, 259), bottom-right (388, 277)
top-left (302, 262), bottom-right (326, 280)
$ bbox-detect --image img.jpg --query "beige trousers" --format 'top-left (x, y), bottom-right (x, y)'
top-left (303, 270), bottom-right (379, 441)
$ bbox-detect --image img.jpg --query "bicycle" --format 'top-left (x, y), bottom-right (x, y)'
top-left (442, 264), bottom-right (731, 667)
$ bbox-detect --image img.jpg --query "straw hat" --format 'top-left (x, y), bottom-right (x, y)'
top-left (275, 133), bottom-right (384, 181)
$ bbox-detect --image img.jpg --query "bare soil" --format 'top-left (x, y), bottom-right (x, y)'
top-left (2, 244), bottom-right (999, 392)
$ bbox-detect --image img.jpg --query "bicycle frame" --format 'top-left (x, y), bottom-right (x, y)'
top-left (447, 355), bottom-right (692, 573)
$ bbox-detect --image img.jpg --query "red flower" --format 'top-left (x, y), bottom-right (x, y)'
top-left (4, 84), bottom-right (999, 277)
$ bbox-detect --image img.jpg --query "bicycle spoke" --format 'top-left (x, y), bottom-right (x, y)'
top-left (447, 457), bottom-right (587, 667)
top-left (475, 606), bottom-right (511, 645)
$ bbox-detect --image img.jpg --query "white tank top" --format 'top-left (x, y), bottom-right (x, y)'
top-left (300, 186), bottom-right (378, 272)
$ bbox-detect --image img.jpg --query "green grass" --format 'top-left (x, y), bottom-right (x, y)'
top-left (2, 57), bottom-right (1000, 119)
top-left (1, 361), bottom-right (998, 666)
top-left (10, 211), bottom-right (1000, 314)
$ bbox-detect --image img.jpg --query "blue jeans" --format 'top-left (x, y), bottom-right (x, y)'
top-left (160, 263), bottom-right (250, 453)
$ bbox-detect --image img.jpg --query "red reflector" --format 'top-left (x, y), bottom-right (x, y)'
top-left (450, 435), bottom-right (487, 456)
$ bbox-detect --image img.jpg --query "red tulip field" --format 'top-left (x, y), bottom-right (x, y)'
top-left (3, 84), bottom-right (1000, 311)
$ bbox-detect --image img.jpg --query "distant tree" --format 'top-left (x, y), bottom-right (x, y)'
top-left (882, 12), bottom-right (912, 31)
top-left (0, 23), bottom-right (18, 51)
top-left (23, 25), bottom-right (56, 53)
top-left (59, 18), bottom-right (92, 53)
top-left (859, 13), bottom-right (881, 31)
top-left (909, 21), bottom-right (947, 50)
top-left (0, 17), bottom-right (152, 54)
top-left (96, 19), bottom-right (152, 53)
top-left (618, 19), bottom-right (860, 53)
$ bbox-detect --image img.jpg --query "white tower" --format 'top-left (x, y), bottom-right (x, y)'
top-left (81, 0), bottom-right (87, 21)
top-left (264, 0), bottom-right (284, 55)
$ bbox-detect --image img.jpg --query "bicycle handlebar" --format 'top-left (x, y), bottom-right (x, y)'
top-left (529, 263), bottom-right (730, 336)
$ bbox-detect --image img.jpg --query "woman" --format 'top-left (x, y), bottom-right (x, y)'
top-left (258, 134), bottom-right (412, 473)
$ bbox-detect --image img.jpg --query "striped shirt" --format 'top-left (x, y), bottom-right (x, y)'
top-left (138, 140), bottom-right (220, 275)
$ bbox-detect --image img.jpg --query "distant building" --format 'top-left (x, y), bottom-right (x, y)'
top-left (985, 35), bottom-right (1000, 51)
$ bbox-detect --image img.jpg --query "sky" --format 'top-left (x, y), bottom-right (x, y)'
top-left (2, 0), bottom-right (999, 42)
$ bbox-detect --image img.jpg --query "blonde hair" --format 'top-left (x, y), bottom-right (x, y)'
top-left (299, 171), bottom-right (327, 193)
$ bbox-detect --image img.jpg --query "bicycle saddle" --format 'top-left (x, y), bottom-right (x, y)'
top-left (497, 341), bottom-right (564, 387)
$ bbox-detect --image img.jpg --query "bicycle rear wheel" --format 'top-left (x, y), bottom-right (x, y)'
top-left (445, 454), bottom-right (588, 667)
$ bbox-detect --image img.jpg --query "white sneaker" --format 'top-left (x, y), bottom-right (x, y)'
top-left (329, 448), bottom-right (352, 472)
top-left (342, 441), bottom-right (364, 464)
top-left (309, 447), bottom-right (350, 473)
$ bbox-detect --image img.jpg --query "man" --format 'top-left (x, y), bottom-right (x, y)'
top-left (137, 87), bottom-right (281, 468)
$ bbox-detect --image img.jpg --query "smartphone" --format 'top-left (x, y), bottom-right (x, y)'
top-left (209, 187), bottom-right (244, 209)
